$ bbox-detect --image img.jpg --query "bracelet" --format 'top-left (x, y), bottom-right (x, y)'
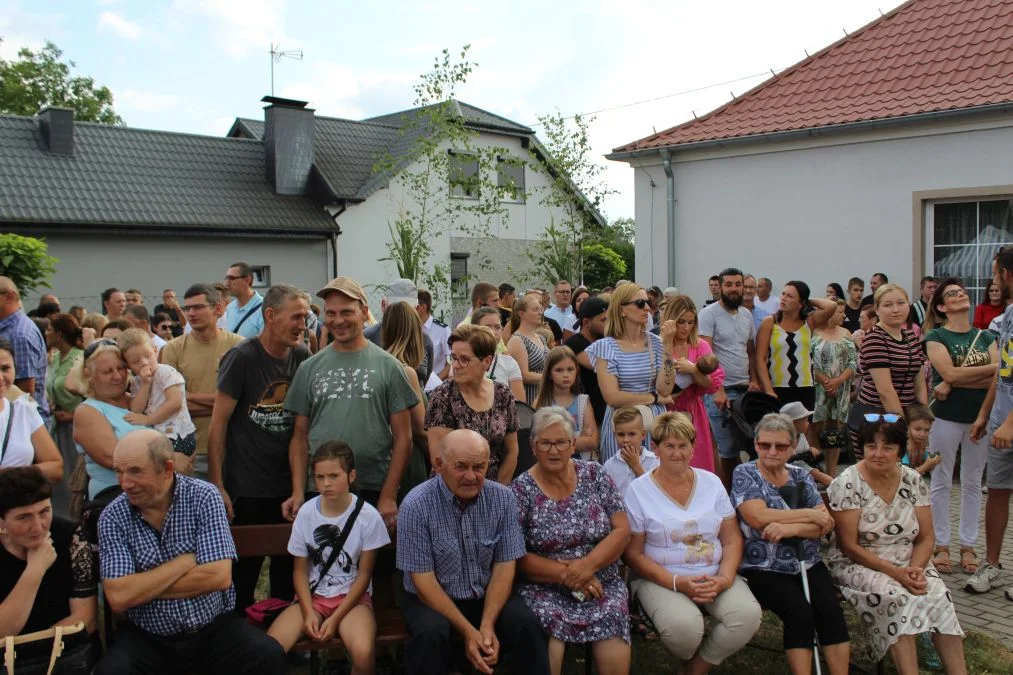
top-left (652, 391), bottom-right (659, 405)
top-left (672, 574), bottom-right (679, 593)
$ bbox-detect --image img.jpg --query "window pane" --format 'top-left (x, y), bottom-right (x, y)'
top-left (979, 199), bottom-right (1013, 241)
top-left (933, 199), bottom-right (1013, 307)
top-left (449, 154), bottom-right (479, 198)
top-left (933, 202), bottom-right (976, 247)
top-left (497, 160), bottom-right (525, 201)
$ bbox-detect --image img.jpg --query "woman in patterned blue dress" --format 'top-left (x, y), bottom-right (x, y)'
top-left (512, 407), bottom-right (631, 675)
top-left (586, 284), bottom-right (677, 462)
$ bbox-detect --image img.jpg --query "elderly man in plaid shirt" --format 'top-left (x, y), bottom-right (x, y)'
top-left (94, 430), bottom-right (285, 674)
top-left (0, 277), bottom-right (50, 423)
top-left (397, 429), bottom-right (550, 675)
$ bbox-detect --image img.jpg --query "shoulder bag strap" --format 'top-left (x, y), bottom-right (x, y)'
top-left (310, 496), bottom-right (366, 594)
top-left (5, 633), bottom-right (14, 674)
top-left (232, 301), bottom-right (263, 333)
top-left (959, 329), bottom-right (984, 367)
top-left (45, 624), bottom-right (65, 675)
top-left (0, 399), bottom-right (15, 466)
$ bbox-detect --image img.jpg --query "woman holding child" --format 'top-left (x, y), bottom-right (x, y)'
top-left (921, 277), bottom-right (997, 573)
top-left (624, 412), bottom-right (761, 673)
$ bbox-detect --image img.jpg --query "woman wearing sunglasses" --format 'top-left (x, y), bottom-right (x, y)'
top-left (827, 416), bottom-right (966, 674)
top-left (585, 283), bottom-right (677, 463)
top-left (922, 277), bottom-right (998, 574)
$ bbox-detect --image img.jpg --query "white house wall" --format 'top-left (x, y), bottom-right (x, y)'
top-left (630, 118), bottom-right (1013, 302)
top-left (25, 233), bottom-right (330, 312)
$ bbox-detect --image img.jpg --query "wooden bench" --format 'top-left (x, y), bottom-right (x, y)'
top-left (230, 523), bottom-right (407, 675)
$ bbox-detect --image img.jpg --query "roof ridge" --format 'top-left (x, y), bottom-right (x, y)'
top-left (0, 113), bottom-right (265, 145)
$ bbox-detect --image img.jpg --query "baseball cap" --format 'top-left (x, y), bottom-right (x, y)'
top-left (386, 278), bottom-right (418, 306)
top-left (316, 276), bottom-right (368, 304)
top-left (780, 401), bottom-right (813, 420)
top-left (577, 296), bottom-right (608, 321)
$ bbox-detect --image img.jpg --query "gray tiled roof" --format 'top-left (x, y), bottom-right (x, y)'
top-left (0, 115), bottom-right (336, 233)
top-left (366, 101), bottom-right (533, 135)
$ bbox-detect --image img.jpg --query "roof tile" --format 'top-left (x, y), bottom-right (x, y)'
top-left (613, 0), bottom-right (1013, 154)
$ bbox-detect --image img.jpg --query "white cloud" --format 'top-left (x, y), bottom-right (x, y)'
top-left (97, 11), bottom-right (144, 41)
top-left (279, 62), bottom-right (416, 120)
top-left (171, 0), bottom-right (286, 59)
top-left (116, 89), bottom-right (179, 112)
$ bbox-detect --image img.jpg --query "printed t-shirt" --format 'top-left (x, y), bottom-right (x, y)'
top-left (923, 326), bottom-right (996, 424)
top-left (130, 364), bottom-right (196, 440)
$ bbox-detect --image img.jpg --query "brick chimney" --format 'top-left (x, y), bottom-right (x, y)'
top-left (262, 96), bottom-right (314, 196)
top-left (38, 107), bottom-right (74, 156)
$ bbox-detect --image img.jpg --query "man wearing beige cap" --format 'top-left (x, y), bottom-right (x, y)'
top-left (283, 276), bottom-right (419, 528)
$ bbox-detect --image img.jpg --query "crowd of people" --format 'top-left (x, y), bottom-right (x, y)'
top-left (3, 251), bottom-right (1013, 675)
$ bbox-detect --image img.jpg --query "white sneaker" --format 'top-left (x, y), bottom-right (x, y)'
top-left (965, 561), bottom-right (1002, 593)
top-left (1006, 586), bottom-right (1013, 601)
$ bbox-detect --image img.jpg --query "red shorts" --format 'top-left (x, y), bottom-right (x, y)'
top-left (311, 593), bottom-right (372, 619)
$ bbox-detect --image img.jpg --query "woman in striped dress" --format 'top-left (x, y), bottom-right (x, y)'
top-left (507, 293), bottom-right (550, 405)
top-left (587, 284), bottom-right (677, 463)
top-left (755, 280), bottom-right (837, 410)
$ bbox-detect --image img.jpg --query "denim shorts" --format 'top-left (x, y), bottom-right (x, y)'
top-left (987, 439), bottom-right (1013, 490)
top-left (705, 387), bottom-right (748, 460)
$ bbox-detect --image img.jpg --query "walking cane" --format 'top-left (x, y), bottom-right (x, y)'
top-left (778, 482), bottom-right (823, 675)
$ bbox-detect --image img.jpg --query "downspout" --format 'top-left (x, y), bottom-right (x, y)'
top-left (661, 150), bottom-right (676, 287)
top-left (328, 204), bottom-right (346, 279)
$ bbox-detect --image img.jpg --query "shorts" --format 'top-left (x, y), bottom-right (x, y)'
top-left (311, 592), bottom-right (373, 619)
top-left (706, 387), bottom-right (748, 460)
top-left (987, 440), bottom-right (1013, 490)
top-left (171, 432), bottom-right (197, 457)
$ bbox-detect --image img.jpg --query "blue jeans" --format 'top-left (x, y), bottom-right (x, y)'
top-left (705, 387), bottom-right (747, 460)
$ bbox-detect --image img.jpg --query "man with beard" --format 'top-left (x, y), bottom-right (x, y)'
top-left (742, 275), bottom-right (770, 333)
top-left (698, 268), bottom-right (759, 489)
top-left (208, 284), bottom-right (311, 614)
top-left (564, 296), bottom-right (608, 427)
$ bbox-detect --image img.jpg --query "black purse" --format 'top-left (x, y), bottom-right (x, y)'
top-left (818, 428), bottom-right (846, 449)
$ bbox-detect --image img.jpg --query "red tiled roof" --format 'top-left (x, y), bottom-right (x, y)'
top-left (612, 0), bottom-right (1013, 155)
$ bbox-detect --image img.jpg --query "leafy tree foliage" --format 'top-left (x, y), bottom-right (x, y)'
top-left (0, 234), bottom-right (59, 297)
top-left (582, 243), bottom-right (626, 290)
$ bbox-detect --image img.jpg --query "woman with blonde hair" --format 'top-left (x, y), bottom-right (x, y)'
top-left (381, 301), bottom-right (430, 483)
top-left (507, 293), bottom-right (550, 405)
top-left (587, 283), bottom-right (677, 463)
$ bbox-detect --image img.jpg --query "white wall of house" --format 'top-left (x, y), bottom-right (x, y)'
top-left (625, 113), bottom-right (1013, 302)
top-left (23, 233), bottom-right (331, 312)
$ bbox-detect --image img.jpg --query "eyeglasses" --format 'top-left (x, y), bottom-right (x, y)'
top-left (224, 274), bottom-right (246, 281)
top-left (449, 354), bottom-right (478, 367)
top-left (83, 338), bottom-right (117, 360)
top-left (183, 303), bottom-right (212, 313)
top-left (942, 289), bottom-right (966, 299)
top-left (864, 413), bottom-right (901, 423)
top-left (535, 439), bottom-right (572, 452)
top-left (623, 299), bottom-right (650, 309)
top-left (756, 441), bottom-right (793, 452)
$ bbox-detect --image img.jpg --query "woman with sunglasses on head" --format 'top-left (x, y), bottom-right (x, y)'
top-left (849, 284), bottom-right (928, 459)
top-left (731, 413), bottom-right (850, 675)
top-left (0, 338), bottom-right (63, 483)
top-left (827, 416), bottom-right (966, 674)
top-left (425, 324), bottom-right (519, 483)
top-left (921, 277), bottom-right (997, 574)
top-left (586, 283), bottom-right (677, 463)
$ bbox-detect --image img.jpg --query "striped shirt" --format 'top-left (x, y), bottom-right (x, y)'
top-left (857, 326), bottom-right (925, 408)
top-left (396, 476), bottom-right (525, 600)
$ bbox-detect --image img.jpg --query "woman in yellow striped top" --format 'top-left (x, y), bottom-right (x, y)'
top-left (755, 281), bottom-right (838, 411)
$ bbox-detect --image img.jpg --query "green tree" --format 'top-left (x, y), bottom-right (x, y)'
top-left (581, 243), bottom-right (626, 290)
top-left (0, 40), bottom-right (123, 124)
top-left (588, 216), bottom-right (635, 282)
top-left (375, 45), bottom-right (510, 308)
top-left (0, 234), bottom-right (59, 297)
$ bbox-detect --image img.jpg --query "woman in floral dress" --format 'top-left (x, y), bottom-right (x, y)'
top-left (827, 418), bottom-right (966, 672)
top-left (512, 407), bottom-right (631, 675)
top-left (811, 299), bottom-right (857, 477)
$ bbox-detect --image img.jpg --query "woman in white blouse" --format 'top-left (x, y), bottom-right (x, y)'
top-left (0, 338), bottom-right (62, 482)
top-left (623, 412), bottom-right (761, 673)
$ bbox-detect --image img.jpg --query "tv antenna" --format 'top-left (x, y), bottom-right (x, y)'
top-left (270, 43), bottom-right (303, 95)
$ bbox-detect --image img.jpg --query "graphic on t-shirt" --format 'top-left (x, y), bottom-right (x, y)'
top-left (1001, 336), bottom-right (1013, 380)
top-left (668, 520), bottom-right (716, 566)
top-left (248, 379), bottom-right (295, 433)
top-left (311, 368), bottom-right (378, 400)
top-left (309, 523), bottom-right (355, 591)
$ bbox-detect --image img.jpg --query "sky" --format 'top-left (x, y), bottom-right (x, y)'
top-left (2, 0), bottom-right (906, 220)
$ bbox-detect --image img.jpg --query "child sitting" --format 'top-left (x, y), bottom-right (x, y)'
top-left (780, 401), bottom-right (833, 487)
top-left (118, 328), bottom-right (197, 471)
top-left (268, 441), bottom-right (390, 672)
top-left (603, 406), bottom-right (660, 497)
top-left (674, 353), bottom-right (719, 392)
top-left (904, 403), bottom-right (941, 476)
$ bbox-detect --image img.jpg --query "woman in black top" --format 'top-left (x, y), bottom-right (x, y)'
top-left (0, 466), bottom-right (97, 669)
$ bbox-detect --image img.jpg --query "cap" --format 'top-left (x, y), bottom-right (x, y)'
top-left (634, 405), bottom-right (655, 430)
top-left (577, 296), bottom-right (609, 321)
top-left (780, 401), bottom-right (813, 420)
top-left (386, 278), bottom-right (418, 306)
top-left (316, 276), bottom-right (368, 304)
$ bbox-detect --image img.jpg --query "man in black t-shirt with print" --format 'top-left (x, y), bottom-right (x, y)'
top-left (564, 297), bottom-right (608, 428)
top-left (207, 284), bottom-right (311, 614)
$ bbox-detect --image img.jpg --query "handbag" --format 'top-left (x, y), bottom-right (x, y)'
top-left (80, 484), bottom-right (123, 547)
top-left (818, 428), bottom-right (846, 449)
top-left (3, 622), bottom-right (86, 675)
top-left (245, 496), bottom-right (365, 628)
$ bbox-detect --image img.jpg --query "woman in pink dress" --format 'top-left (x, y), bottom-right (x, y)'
top-left (663, 295), bottom-right (724, 471)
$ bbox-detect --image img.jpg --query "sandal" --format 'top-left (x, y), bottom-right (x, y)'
top-left (960, 547), bottom-right (979, 574)
top-left (933, 547), bottom-right (952, 573)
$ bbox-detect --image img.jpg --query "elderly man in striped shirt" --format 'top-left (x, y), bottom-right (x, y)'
top-left (397, 429), bottom-right (549, 675)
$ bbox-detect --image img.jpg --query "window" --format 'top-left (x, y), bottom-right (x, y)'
top-left (932, 199), bottom-right (1013, 304)
top-left (250, 265), bottom-right (271, 288)
top-left (497, 157), bottom-right (525, 203)
top-left (451, 253), bottom-right (470, 299)
top-left (448, 152), bottom-right (479, 199)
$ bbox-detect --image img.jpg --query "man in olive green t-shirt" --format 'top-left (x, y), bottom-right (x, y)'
top-left (284, 276), bottom-right (418, 529)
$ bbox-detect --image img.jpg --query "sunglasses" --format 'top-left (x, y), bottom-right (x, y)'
top-left (864, 413), bottom-right (901, 423)
top-left (83, 337), bottom-right (118, 360)
top-left (623, 299), bottom-right (650, 309)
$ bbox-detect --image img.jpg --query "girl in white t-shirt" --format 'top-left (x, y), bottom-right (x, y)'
top-left (0, 338), bottom-right (62, 482)
top-left (117, 329), bottom-right (197, 461)
top-left (267, 441), bottom-right (390, 670)
top-left (534, 346), bottom-right (600, 460)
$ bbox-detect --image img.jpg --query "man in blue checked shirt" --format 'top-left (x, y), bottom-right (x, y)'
top-left (397, 429), bottom-right (550, 675)
top-left (94, 430), bottom-right (285, 675)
